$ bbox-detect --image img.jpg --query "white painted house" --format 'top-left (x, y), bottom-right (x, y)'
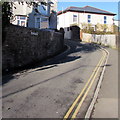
top-left (11, 0), bottom-right (57, 29)
top-left (11, 1), bottom-right (33, 27)
top-left (57, 6), bottom-right (116, 32)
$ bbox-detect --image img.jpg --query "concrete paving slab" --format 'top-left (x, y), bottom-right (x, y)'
top-left (92, 48), bottom-right (118, 118)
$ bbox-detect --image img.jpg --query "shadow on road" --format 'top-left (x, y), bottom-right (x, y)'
top-left (2, 40), bottom-right (100, 85)
top-left (2, 40), bottom-right (111, 98)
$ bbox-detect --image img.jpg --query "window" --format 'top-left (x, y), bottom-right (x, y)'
top-left (20, 16), bottom-right (26, 20)
top-left (41, 17), bottom-right (48, 22)
top-left (16, 16), bottom-right (26, 27)
top-left (104, 16), bottom-right (107, 20)
top-left (17, 16), bottom-right (20, 19)
top-left (36, 18), bottom-right (40, 28)
top-left (104, 21), bottom-right (107, 24)
top-left (88, 20), bottom-right (91, 23)
top-left (73, 15), bottom-right (77, 22)
top-left (88, 15), bottom-right (91, 19)
top-left (88, 15), bottom-right (91, 23)
top-left (37, 18), bottom-right (40, 22)
top-left (17, 20), bottom-right (20, 25)
top-left (104, 16), bottom-right (107, 24)
top-left (21, 21), bottom-right (25, 26)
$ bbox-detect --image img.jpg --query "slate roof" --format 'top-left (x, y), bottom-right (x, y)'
top-left (58, 6), bottom-right (116, 16)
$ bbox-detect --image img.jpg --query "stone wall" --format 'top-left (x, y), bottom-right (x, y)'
top-left (82, 33), bottom-right (117, 48)
top-left (2, 25), bottom-right (64, 71)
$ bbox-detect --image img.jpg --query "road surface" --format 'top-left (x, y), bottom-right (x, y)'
top-left (2, 40), bottom-right (114, 118)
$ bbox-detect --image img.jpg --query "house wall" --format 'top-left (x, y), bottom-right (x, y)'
top-left (2, 25), bottom-right (64, 72)
top-left (78, 12), bottom-right (114, 25)
top-left (57, 12), bottom-right (72, 29)
top-left (12, 2), bottom-right (33, 16)
top-left (11, 1), bottom-right (58, 28)
top-left (57, 11), bottom-right (114, 32)
top-left (11, 2), bottom-right (33, 27)
top-left (12, 16), bottom-right (28, 27)
top-left (28, 11), bottom-right (36, 28)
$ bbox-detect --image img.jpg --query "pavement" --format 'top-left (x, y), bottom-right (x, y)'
top-left (91, 48), bottom-right (118, 118)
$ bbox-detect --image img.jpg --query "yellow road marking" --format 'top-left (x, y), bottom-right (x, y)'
top-left (64, 49), bottom-right (106, 119)
top-left (71, 50), bottom-right (106, 118)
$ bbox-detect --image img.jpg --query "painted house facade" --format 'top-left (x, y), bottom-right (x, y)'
top-left (11, 0), bottom-right (57, 29)
top-left (11, 1), bottom-right (32, 27)
top-left (57, 6), bottom-right (116, 32)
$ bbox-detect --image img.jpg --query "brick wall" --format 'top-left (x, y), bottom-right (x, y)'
top-left (2, 25), bottom-right (64, 71)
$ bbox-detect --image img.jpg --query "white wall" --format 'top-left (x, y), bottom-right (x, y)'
top-left (12, 2), bottom-right (33, 16)
top-left (11, 2), bottom-right (33, 27)
top-left (82, 33), bottom-right (117, 48)
top-left (79, 12), bottom-right (114, 25)
top-left (57, 11), bottom-right (114, 30)
top-left (12, 16), bottom-right (28, 27)
top-left (58, 12), bottom-right (79, 29)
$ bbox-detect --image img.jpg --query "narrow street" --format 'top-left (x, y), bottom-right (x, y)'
top-left (2, 40), bottom-right (118, 118)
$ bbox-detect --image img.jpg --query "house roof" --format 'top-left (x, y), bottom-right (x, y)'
top-left (57, 6), bottom-right (116, 16)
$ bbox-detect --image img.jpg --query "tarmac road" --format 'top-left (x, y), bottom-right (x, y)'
top-left (2, 40), bottom-right (103, 118)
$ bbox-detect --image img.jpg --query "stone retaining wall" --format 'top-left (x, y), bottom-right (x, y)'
top-left (2, 25), bottom-right (64, 71)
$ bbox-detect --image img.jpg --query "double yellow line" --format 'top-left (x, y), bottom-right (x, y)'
top-left (64, 49), bottom-right (107, 119)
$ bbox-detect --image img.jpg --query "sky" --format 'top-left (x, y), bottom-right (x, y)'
top-left (57, 2), bottom-right (119, 20)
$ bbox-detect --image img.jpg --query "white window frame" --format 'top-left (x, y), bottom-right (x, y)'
top-left (16, 16), bottom-right (27, 27)
top-left (73, 14), bottom-right (78, 23)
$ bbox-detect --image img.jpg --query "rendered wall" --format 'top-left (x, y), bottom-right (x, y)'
top-left (82, 33), bottom-right (117, 48)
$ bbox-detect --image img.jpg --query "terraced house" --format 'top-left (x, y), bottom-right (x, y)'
top-left (57, 6), bottom-right (116, 32)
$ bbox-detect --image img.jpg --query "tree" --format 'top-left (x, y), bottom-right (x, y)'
top-left (1, 1), bottom-right (48, 42)
top-left (2, 2), bottom-right (13, 28)
top-left (2, 1), bottom-right (48, 26)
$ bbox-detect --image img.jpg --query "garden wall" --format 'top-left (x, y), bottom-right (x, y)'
top-left (82, 33), bottom-right (117, 48)
top-left (2, 25), bottom-right (64, 71)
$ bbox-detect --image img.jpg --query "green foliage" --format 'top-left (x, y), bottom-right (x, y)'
top-left (82, 23), bottom-right (115, 35)
top-left (1, 1), bottom-right (47, 28)
top-left (2, 2), bottom-right (12, 28)
top-left (1, 1), bottom-right (47, 42)
top-left (113, 24), bottom-right (119, 35)
top-left (2, 2), bottom-right (13, 43)
top-left (82, 29), bottom-right (114, 35)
